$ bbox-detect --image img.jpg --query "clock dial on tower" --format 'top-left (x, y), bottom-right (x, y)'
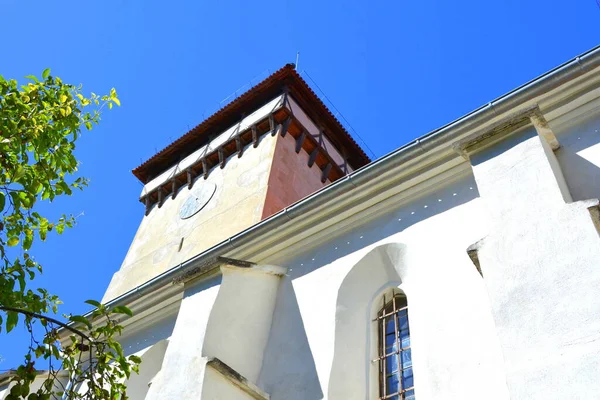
top-left (179, 182), bottom-right (217, 219)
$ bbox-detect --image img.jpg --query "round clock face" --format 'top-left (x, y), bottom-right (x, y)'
top-left (179, 182), bottom-right (217, 219)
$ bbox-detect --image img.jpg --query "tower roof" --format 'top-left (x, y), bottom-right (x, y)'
top-left (132, 64), bottom-right (371, 183)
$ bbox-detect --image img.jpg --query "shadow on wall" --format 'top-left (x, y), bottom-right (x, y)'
top-left (555, 113), bottom-right (600, 201)
top-left (257, 278), bottom-right (323, 400)
top-left (281, 174), bottom-right (480, 280)
top-left (125, 339), bottom-right (169, 400)
top-left (328, 243), bottom-right (406, 400)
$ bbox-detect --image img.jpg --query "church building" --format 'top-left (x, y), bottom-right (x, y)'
top-left (5, 45), bottom-right (600, 400)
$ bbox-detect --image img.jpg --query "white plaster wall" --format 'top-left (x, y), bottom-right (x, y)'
top-left (471, 124), bottom-right (600, 400)
top-left (200, 367), bottom-right (256, 400)
top-left (554, 104), bottom-right (600, 201)
top-left (258, 175), bottom-right (510, 399)
top-left (104, 131), bottom-right (280, 302)
top-left (257, 278), bottom-right (323, 400)
top-left (202, 265), bottom-right (283, 383)
top-left (119, 312), bottom-right (177, 357)
top-left (124, 339), bottom-right (169, 400)
top-left (145, 276), bottom-right (221, 399)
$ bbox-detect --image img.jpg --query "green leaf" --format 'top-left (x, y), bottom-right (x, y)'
top-left (85, 299), bottom-right (102, 308)
top-left (6, 311), bottom-right (18, 333)
top-left (112, 306), bottom-right (133, 317)
top-left (7, 237), bottom-right (19, 247)
top-left (69, 315), bottom-right (92, 329)
top-left (112, 97), bottom-right (120, 107)
top-left (13, 165), bottom-right (26, 182)
top-left (0, 192), bottom-right (5, 212)
top-left (23, 229), bottom-right (33, 250)
top-left (42, 68), bottom-right (51, 80)
top-left (85, 121), bottom-right (93, 130)
top-left (24, 75), bottom-right (39, 83)
top-left (129, 355), bottom-right (142, 364)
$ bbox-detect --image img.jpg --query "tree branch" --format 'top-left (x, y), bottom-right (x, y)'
top-left (0, 305), bottom-right (92, 342)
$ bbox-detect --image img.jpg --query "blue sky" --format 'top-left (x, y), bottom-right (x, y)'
top-left (0, 0), bottom-right (598, 368)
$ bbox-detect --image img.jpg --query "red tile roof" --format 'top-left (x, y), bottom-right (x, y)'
top-left (132, 64), bottom-right (371, 183)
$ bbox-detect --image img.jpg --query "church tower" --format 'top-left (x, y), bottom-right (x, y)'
top-left (103, 64), bottom-right (370, 302)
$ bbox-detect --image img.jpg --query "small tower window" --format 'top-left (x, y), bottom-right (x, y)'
top-left (375, 292), bottom-right (415, 400)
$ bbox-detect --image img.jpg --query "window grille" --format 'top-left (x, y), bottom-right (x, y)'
top-left (375, 293), bottom-right (415, 400)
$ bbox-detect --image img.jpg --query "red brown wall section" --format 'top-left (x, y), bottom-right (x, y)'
top-left (261, 133), bottom-right (330, 220)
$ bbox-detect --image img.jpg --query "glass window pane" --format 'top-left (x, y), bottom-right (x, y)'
top-left (404, 389), bottom-right (415, 400)
top-left (386, 317), bottom-right (395, 334)
top-left (386, 355), bottom-right (398, 374)
top-left (402, 367), bottom-right (414, 389)
top-left (379, 295), bottom-right (414, 399)
top-left (400, 334), bottom-right (410, 349)
top-left (386, 332), bottom-right (396, 347)
top-left (401, 348), bottom-right (412, 369)
top-left (387, 373), bottom-right (399, 395)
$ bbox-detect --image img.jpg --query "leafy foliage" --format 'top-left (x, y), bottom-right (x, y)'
top-left (0, 70), bottom-right (140, 399)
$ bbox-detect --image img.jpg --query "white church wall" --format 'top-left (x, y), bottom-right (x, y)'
top-left (123, 339), bottom-right (169, 400)
top-left (119, 312), bottom-right (177, 357)
top-left (256, 279), bottom-right (323, 400)
top-left (202, 265), bottom-right (285, 383)
top-left (257, 174), bottom-right (510, 399)
top-left (200, 367), bottom-right (257, 400)
top-left (469, 119), bottom-right (600, 399)
top-left (554, 102), bottom-right (600, 201)
top-left (145, 276), bottom-right (221, 399)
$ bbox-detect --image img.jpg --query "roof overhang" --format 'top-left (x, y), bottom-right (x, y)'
top-left (132, 64), bottom-right (371, 183)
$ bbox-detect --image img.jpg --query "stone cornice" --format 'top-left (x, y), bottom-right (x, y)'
top-left (452, 105), bottom-right (559, 160)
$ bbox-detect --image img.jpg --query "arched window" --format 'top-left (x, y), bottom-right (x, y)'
top-left (375, 292), bottom-right (415, 400)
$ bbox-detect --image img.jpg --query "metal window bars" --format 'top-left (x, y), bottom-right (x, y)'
top-left (375, 293), bottom-right (415, 400)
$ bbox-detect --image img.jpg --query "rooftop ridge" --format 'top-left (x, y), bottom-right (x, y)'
top-left (132, 64), bottom-right (371, 183)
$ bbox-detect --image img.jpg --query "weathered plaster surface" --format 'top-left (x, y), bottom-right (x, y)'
top-left (144, 276), bottom-right (221, 399)
top-left (276, 175), bottom-right (509, 400)
top-left (471, 125), bottom-right (600, 400)
top-left (555, 104), bottom-right (600, 201)
top-left (146, 264), bottom-right (283, 399)
top-left (103, 133), bottom-right (279, 302)
top-left (262, 133), bottom-right (328, 219)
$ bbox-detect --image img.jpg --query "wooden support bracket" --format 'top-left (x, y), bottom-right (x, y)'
top-left (187, 168), bottom-right (195, 189)
top-left (280, 117), bottom-right (291, 138)
top-left (252, 125), bottom-right (259, 148)
top-left (296, 131), bottom-right (306, 153)
top-left (321, 163), bottom-right (332, 183)
top-left (171, 178), bottom-right (178, 199)
top-left (218, 148), bottom-right (225, 169)
top-left (201, 158), bottom-right (208, 179)
top-left (269, 114), bottom-right (275, 135)
top-left (145, 196), bottom-right (151, 215)
top-left (308, 148), bottom-right (319, 168)
top-left (157, 188), bottom-right (164, 208)
top-left (236, 136), bottom-right (243, 158)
